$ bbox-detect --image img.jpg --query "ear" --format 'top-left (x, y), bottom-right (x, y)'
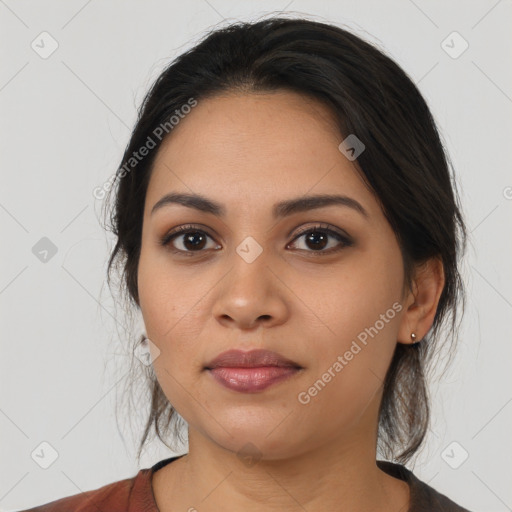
top-left (397, 257), bottom-right (445, 345)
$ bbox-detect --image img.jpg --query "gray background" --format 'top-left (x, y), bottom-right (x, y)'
top-left (1, 1), bottom-right (511, 510)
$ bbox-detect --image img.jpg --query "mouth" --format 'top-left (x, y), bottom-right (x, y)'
top-left (204, 349), bottom-right (303, 393)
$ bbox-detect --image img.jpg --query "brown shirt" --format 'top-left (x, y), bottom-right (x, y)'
top-left (18, 455), bottom-right (471, 511)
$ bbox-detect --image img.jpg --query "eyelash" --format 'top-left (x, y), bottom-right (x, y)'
top-left (159, 223), bottom-right (354, 257)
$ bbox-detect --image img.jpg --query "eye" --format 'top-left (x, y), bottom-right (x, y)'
top-left (160, 223), bottom-right (353, 256)
top-left (160, 224), bottom-right (220, 255)
top-left (287, 223), bottom-right (353, 255)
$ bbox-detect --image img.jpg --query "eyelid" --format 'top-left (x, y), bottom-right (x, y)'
top-left (160, 222), bottom-right (353, 254)
top-left (159, 223), bottom-right (218, 247)
top-left (290, 222), bottom-right (351, 241)
top-left (286, 223), bottom-right (354, 254)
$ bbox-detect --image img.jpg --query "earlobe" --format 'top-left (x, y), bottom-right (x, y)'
top-left (397, 257), bottom-right (445, 345)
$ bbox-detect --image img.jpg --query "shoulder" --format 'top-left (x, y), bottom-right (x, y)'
top-left (377, 460), bottom-right (472, 512)
top-left (15, 468), bottom-right (153, 512)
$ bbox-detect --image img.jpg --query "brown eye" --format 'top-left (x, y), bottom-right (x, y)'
top-left (160, 222), bottom-right (353, 257)
top-left (160, 225), bottom-right (220, 254)
top-left (288, 224), bottom-right (353, 254)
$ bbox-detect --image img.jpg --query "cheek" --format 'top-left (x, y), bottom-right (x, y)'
top-left (306, 250), bottom-right (402, 343)
top-left (303, 249), bottom-right (403, 393)
top-left (137, 254), bottom-right (211, 404)
top-left (138, 245), bottom-right (202, 340)
top-left (295, 295), bottom-right (400, 435)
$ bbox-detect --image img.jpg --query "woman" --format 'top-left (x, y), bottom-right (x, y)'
top-left (20, 16), bottom-right (471, 512)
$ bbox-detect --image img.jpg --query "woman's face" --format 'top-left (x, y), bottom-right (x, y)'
top-left (138, 91), bottom-right (414, 460)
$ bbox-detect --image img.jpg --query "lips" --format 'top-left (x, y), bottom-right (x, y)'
top-left (204, 349), bottom-right (302, 370)
top-left (204, 349), bottom-right (303, 393)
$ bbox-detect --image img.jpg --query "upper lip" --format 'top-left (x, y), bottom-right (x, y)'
top-left (204, 349), bottom-right (302, 369)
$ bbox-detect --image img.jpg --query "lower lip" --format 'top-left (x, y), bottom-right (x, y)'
top-left (207, 366), bottom-right (300, 393)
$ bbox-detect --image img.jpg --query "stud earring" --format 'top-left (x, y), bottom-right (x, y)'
top-left (411, 333), bottom-right (417, 341)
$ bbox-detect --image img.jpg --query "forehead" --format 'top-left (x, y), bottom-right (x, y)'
top-left (146, 91), bottom-right (376, 217)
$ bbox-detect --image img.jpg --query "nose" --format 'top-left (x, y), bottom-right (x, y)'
top-left (212, 250), bottom-right (289, 331)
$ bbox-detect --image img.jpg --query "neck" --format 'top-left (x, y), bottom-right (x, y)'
top-left (153, 427), bottom-right (410, 512)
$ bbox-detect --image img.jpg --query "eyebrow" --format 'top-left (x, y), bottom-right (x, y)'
top-left (150, 192), bottom-right (369, 220)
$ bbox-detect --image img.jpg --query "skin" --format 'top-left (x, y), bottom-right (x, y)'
top-left (137, 90), bottom-right (445, 512)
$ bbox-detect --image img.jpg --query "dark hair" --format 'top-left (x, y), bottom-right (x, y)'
top-left (102, 15), bottom-right (467, 465)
